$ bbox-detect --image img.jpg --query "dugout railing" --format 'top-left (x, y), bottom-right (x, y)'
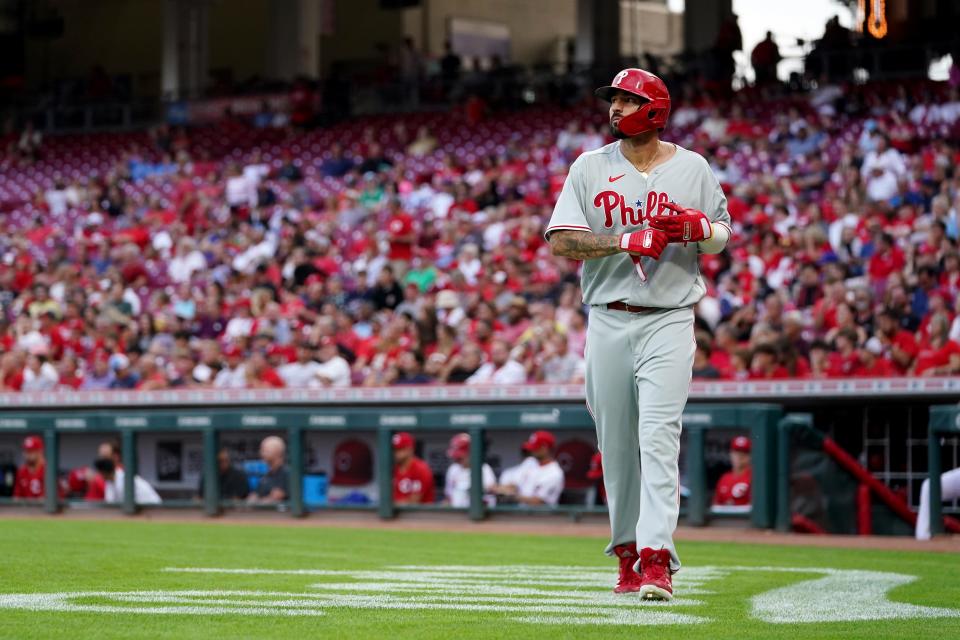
top-left (0, 402), bottom-right (783, 527)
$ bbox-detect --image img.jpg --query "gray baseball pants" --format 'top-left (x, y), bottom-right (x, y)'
top-left (585, 305), bottom-right (695, 572)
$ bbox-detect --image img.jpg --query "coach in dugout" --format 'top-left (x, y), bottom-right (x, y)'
top-left (713, 436), bottom-right (752, 508)
top-left (13, 436), bottom-right (46, 500)
top-left (491, 430), bottom-right (565, 507)
top-left (197, 448), bottom-right (250, 501)
top-left (392, 432), bottom-right (436, 505)
top-left (248, 436), bottom-right (289, 504)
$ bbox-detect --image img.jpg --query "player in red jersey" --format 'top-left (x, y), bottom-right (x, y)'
top-left (713, 436), bottom-right (752, 507)
top-left (13, 436), bottom-right (46, 499)
top-left (392, 432), bottom-right (436, 505)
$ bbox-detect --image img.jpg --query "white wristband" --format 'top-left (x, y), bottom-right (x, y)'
top-left (698, 222), bottom-right (730, 254)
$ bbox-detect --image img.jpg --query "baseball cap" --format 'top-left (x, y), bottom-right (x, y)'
top-left (522, 430), bottom-right (556, 452)
top-left (392, 432), bottom-right (415, 450)
top-left (330, 439), bottom-right (374, 486)
top-left (731, 436), bottom-right (751, 453)
top-left (446, 433), bottom-right (471, 459)
top-left (23, 436), bottom-right (43, 452)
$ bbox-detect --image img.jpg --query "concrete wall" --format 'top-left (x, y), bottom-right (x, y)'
top-left (421, 0), bottom-right (577, 64)
top-left (208, 0), bottom-right (270, 82)
top-left (318, 0), bottom-right (405, 72)
top-left (24, 0), bottom-right (163, 93)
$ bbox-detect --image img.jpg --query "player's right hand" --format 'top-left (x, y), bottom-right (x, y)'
top-left (619, 228), bottom-right (668, 260)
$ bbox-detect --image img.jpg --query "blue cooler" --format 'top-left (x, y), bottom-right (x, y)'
top-left (303, 473), bottom-right (328, 507)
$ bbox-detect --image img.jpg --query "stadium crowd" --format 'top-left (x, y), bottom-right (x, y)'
top-left (1, 76), bottom-right (960, 391)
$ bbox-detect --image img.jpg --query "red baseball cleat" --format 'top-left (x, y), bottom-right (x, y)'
top-left (612, 542), bottom-right (642, 594)
top-left (638, 547), bottom-right (674, 601)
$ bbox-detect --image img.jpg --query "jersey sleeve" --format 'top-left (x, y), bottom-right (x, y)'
top-left (702, 159), bottom-right (732, 234)
top-left (544, 157), bottom-right (592, 240)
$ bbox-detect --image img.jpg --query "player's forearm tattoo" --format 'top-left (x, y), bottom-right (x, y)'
top-left (549, 231), bottom-right (621, 260)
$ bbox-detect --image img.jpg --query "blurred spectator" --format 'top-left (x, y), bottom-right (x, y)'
top-left (537, 333), bottom-right (585, 383)
top-left (466, 339), bottom-right (526, 384)
top-left (492, 430), bottom-right (564, 506)
top-left (713, 436), bottom-right (751, 507)
top-left (443, 433), bottom-right (496, 508)
top-left (17, 122), bottom-right (42, 161)
top-left (247, 436), bottom-right (288, 504)
top-left (198, 448), bottom-right (250, 501)
top-left (750, 31), bottom-right (781, 86)
top-left (95, 456), bottom-right (162, 505)
top-left (392, 431), bottom-right (436, 505)
top-left (108, 354), bottom-right (140, 389)
top-left (13, 436), bottom-right (46, 499)
top-left (692, 339), bottom-right (722, 379)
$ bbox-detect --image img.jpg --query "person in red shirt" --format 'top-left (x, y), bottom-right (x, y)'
top-left (713, 436), bottom-right (751, 507)
top-left (867, 233), bottom-right (905, 295)
top-left (875, 308), bottom-right (918, 374)
top-left (13, 436), bottom-right (46, 499)
top-left (85, 440), bottom-right (123, 501)
top-left (392, 431), bottom-right (436, 505)
top-left (748, 343), bottom-right (790, 379)
top-left (387, 201), bottom-right (416, 268)
top-left (913, 313), bottom-right (960, 376)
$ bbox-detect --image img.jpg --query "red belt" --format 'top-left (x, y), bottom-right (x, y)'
top-left (604, 301), bottom-right (658, 313)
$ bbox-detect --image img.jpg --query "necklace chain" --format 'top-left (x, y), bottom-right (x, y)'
top-left (635, 141), bottom-right (661, 174)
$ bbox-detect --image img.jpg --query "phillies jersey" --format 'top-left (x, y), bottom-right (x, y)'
top-left (545, 142), bottom-right (731, 308)
top-left (13, 463), bottom-right (45, 498)
top-left (393, 457), bottom-right (436, 503)
top-left (713, 467), bottom-right (752, 506)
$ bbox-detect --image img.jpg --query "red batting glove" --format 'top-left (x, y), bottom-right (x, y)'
top-left (648, 202), bottom-right (712, 243)
top-left (619, 228), bottom-right (668, 260)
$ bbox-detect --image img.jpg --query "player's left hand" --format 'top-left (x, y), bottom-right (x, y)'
top-left (649, 202), bottom-right (712, 243)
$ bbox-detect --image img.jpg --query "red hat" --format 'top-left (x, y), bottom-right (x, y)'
top-left (446, 433), bottom-right (471, 459)
top-left (223, 344), bottom-right (243, 358)
top-left (23, 436), bottom-right (43, 452)
top-left (594, 68), bottom-right (671, 136)
top-left (392, 432), bottom-right (415, 450)
top-left (522, 430), bottom-right (556, 452)
top-left (330, 439), bottom-right (373, 486)
top-left (731, 436), bottom-right (751, 453)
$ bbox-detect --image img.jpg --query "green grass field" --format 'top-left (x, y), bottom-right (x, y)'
top-left (1, 518), bottom-right (958, 639)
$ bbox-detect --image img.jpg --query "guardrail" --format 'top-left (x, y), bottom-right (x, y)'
top-left (0, 378), bottom-right (959, 408)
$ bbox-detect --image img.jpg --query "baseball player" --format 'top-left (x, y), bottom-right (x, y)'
top-left (392, 432), bottom-right (436, 504)
top-left (443, 433), bottom-right (496, 508)
top-left (491, 430), bottom-right (565, 506)
top-left (13, 436), bottom-right (46, 499)
top-left (916, 466), bottom-right (960, 540)
top-left (713, 435), bottom-right (752, 508)
top-left (546, 68), bottom-right (732, 600)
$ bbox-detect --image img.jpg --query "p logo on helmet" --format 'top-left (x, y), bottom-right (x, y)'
top-left (595, 68), bottom-right (671, 137)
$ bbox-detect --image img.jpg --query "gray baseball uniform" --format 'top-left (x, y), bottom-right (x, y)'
top-left (546, 141), bottom-right (731, 572)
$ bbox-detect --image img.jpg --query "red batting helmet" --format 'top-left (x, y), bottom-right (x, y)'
top-left (594, 68), bottom-right (671, 136)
